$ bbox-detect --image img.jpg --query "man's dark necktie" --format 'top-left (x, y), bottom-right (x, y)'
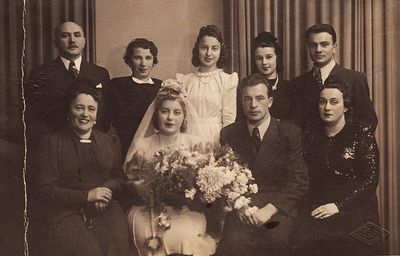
top-left (251, 127), bottom-right (262, 151)
top-left (313, 68), bottom-right (323, 90)
top-left (69, 61), bottom-right (79, 79)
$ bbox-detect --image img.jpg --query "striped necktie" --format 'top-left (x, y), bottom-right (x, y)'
top-left (69, 61), bottom-right (79, 79)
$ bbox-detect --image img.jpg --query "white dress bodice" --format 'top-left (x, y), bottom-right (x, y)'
top-left (176, 69), bottom-right (238, 144)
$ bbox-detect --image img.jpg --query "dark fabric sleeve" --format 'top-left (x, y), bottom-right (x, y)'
top-left (268, 125), bottom-right (309, 217)
top-left (101, 134), bottom-right (126, 192)
top-left (335, 125), bottom-right (379, 210)
top-left (235, 80), bottom-right (246, 122)
top-left (287, 79), bottom-right (305, 128)
top-left (109, 79), bottom-right (128, 136)
top-left (24, 68), bottom-right (54, 147)
top-left (350, 74), bottom-right (378, 131)
top-left (219, 126), bottom-right (229, 146)
top-left (35, 135), bottom-right (88, 207)
top-left (96, 68), bottom-right (112, 132)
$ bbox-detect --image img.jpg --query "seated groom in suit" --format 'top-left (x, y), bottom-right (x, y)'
top-left (291, 23), bottom-right (378, 130)
top-left (25, 21), bottom-right (111, 147)
top-left (217, 73), bottom-right (309, 256)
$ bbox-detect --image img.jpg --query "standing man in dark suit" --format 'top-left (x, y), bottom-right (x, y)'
top-left (217, 73), bottom-right (309, 256)
top-left (291, 24), bottom-right (377, 130)
top-left (25, 21), bottom-right (111, 147)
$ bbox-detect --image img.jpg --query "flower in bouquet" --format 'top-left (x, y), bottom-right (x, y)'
top-left (138, 144), bottom-right (258, 212)
top-left (138, 145), bottom-right (210, 208)
top-left (196, 146), bottom-right (258, 211)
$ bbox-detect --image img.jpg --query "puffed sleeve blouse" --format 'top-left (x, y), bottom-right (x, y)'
top-left (176, 69), bottom-right (238, 144)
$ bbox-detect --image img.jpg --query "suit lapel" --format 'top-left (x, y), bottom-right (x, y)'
top-left (327, 63), bottom-right (342, 78)
top-left (254, 118), bottom-right (283, 169)
top-left (233, 122), bottom-right (257, 166)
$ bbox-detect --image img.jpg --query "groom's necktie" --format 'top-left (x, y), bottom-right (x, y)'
top-left (251, 127), bottom-right (262, 151)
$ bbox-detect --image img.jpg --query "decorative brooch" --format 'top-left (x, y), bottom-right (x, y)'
top-left (342, 147), bottom-right (355, 159)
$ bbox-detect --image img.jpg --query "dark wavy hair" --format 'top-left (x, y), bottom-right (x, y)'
top-left (64, 78), bottom-right (101, 117)
top-left (123, 38), bottom-right (158, 68)
top-left (322, 76), bottom-right (351, 109)
top-left (191, 25), bottom-right (227, 68)
top-left (252, 31), bottom-right (283, 73)
top-left (305, 24), bottom-right (337, 44)
top-left (152, 90), bottom-right (188, 133)
top-left (239, 73), bottom-right (273, 98)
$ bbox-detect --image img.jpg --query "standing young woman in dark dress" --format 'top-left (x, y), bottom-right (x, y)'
top-left (110, 38), bottom-right (162, 157)
top-left (34, 80), bottom-right (130, 256)
top-left (295, 77), bottom-right (383, 256)
top-left (236, 31), bottom-right (292, 121)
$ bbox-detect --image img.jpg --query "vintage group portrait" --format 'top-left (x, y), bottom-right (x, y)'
top-left (0, 0), bottom-right (399, 255)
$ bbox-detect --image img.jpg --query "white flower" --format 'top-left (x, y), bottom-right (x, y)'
top-left (249, 184), bottom-right (258, 194)
top-left (236, 173), bottom-right (249, 186)
top-left (185, 188), bottom-right (197, 200)
top-left (233, 196), bottom-right (251, 209)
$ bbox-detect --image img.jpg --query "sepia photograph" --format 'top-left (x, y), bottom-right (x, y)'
top-left (0, 0), bottom-right (399, 255)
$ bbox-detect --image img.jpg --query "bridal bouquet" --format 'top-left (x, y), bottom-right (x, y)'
top-left (137, 144), bottom-right (258, 211)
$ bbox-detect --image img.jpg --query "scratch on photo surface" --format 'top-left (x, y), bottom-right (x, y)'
top-left (20, 0), bottom-right (29, 255)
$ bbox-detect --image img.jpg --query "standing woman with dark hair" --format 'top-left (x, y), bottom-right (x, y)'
top-left (176, 25), bottom-right (238, 145)
top-left (110, 38), bottom-right (162, 157)
top-left (236, 31), bottom-right (292, 121)
top-left (294, 77), bottom-right (383, 256)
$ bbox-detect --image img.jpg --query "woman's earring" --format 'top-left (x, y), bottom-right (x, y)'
top-left (94, 120), bottom-right (97, 124)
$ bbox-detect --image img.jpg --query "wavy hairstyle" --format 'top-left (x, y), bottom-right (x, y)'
top-left (191, 25), bottom-right (227, 68)
top-left (323, 76), bottom-right (351, 109)
top-left (63, 78), bottom-right (100, 117)
top-left (252, 31), bottom-right (283, 73)
top-left (123, 38), bottom-right (159, 68)
top-left (151, 86), bottom-right (188, 133)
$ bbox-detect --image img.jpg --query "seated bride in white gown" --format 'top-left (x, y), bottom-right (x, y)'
top-left (124, 79), bottom-right (217, 256)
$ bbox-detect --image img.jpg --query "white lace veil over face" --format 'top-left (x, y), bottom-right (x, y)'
top-left (123, 79), bottom-right (205, 171)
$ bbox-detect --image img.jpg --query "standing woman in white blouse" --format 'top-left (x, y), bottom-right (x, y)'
top-left (176, 25), bottom-right (238, 144)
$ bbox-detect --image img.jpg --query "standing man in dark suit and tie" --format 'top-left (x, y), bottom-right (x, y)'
top-left (291, 24), bottom-right (377, 130)
top-left (217, 73), bottom-right (309, 256)
top-left (25, 21), bottom-right (111, 147)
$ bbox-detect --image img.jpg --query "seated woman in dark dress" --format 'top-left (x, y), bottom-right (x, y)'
top-left (294, 76), bottom-right (383, 256)
top-left (110, 38), bottom-right (162, 157)
top-left (34, 79), bottom-right (130, 256)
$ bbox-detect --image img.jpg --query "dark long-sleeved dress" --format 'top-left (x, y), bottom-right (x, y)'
top-left (34, 129), bottom-right (130, 256)
top-left (109, 76), bottom-right (162, 157)
top-left (295, 123), bottom-right (383, 256)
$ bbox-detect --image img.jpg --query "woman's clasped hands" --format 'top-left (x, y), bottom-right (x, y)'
top-left (87, 187), bottom-right (113, 212)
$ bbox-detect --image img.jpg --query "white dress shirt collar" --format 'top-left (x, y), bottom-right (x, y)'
top-left (60, 55), bottom-right (82, 72)
top-left (131, 76), bottom-right (154, 84)
top-left (247, 115), bottom-right (271, 141)
top-left (313, 59), bottom-right (336, 84)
